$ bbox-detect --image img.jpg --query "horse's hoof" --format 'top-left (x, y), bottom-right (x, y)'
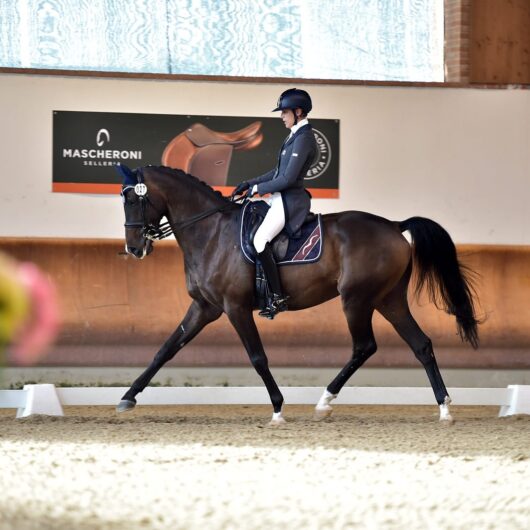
top-left (116, 399), bottom-right (136, 413)
top-left (268, 416), bottom-right (287, 427)
top-left (439, 415), bottom-right (455, 425)
top-left (313, 407), bottom-right (333, 421)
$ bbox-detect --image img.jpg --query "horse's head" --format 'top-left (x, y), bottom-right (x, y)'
top-left (118, 165), bottom-right (166, 259)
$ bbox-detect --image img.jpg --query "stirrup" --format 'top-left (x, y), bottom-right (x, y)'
top-left (258, 295), bottom-right (289, 320)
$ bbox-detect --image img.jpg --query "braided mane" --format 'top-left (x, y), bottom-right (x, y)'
top-left (153, 165), bottom-right (231, 204)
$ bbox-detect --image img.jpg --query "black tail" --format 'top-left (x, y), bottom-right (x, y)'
top-left (399, 216), bottom-right (479, 349)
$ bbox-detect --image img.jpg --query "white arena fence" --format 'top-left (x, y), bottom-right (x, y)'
top-left (0, 384), bottom-right (529, 418)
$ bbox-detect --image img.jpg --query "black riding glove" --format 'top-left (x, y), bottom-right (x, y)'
top-left (232, 181), bottom-right (250, 197)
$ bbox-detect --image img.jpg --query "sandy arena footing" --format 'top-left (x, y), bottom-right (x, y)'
top-left (0, 405), bottom-right (529, 530)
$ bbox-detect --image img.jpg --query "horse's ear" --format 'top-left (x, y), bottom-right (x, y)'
top-left (115, 163), bottom-right (136, 186)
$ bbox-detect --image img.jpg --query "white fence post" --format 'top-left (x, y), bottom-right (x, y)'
top-left (498, 385), bottom-right (530, 417)
top-left (16, 384), bottom-right (64, 418)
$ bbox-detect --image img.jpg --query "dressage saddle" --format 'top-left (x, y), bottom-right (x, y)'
top-left (240, 200), bottom-right (322, 265)
top-left (161, 122), bottom-right (263, 186)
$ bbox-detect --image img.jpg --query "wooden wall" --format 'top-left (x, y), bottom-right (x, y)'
top-left (445, 0), bottom-right (530, 84)
top-left (470, 0), bottom-right (530, 84)
top-left (1, 238), bottom-right (529, 369)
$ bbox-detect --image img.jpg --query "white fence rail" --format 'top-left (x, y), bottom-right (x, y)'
top-left (1, 384), bottom-right (529, 418)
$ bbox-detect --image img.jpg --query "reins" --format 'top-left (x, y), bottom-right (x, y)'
top-left (174, 202), bottom-right (237, 232)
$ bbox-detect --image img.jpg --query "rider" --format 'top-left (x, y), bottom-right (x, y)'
top-left (233, 88), bottom-right (317, 319)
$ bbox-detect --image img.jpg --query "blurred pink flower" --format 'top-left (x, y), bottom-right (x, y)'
top-left (11, 262), bottom-right (60, 365)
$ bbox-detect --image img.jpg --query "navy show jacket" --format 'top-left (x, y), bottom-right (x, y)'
top-left (248, 123), bottom-right (317, 236)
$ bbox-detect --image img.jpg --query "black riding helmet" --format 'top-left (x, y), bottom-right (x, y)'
top-left (272, 88), bottom-right (312, 115)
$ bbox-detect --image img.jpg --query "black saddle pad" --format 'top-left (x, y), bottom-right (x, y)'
top-left (239, 200), bottom-right (323, 265)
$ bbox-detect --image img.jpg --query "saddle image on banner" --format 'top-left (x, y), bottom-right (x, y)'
top-left (240, 201), bottom-right (323, 266)
top-left (161, 122), bottom-right (263, 187)
top-left (52, 111), bottom-right (339, 197)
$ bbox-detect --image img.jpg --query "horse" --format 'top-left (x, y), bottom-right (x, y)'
top-left (117, 164), bottom-right (479, 425)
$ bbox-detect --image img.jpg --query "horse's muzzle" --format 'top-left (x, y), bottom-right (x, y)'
top-left (126, 240), bottom-right (153, 259)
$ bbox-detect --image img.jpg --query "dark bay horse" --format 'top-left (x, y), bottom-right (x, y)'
top-left (118, 164), bottom-right (479, 424)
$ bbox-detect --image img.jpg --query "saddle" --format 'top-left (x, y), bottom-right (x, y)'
top-left (161, 122), bottom-right (263, 187)
top-left (240, 200), bottom-right (323, 265)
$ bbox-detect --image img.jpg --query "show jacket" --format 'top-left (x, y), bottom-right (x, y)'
top-left (248, 123), bottom-right (317, 236)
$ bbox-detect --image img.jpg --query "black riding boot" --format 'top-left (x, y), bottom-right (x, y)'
top-left (257, 243), bottom-right (289, 319)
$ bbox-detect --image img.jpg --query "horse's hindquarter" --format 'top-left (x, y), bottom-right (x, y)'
top-left (335, 211), bottom-right (411, 297)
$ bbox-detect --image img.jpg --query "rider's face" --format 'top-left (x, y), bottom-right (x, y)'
top-left (281, 109), bottom-right (301, 129)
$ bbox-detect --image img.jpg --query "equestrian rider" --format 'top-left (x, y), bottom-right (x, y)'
top-left (233, 88), bottom-right (317, 319)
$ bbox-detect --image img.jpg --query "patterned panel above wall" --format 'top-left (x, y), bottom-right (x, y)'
top-left (0, 0), bottom-right (444, 81)
top-left (0, 0), bottom-right (169, 72)
top-left (166, 0), bottom-right (302, 77)
top-left (299, 0), bottom-right (444, 81)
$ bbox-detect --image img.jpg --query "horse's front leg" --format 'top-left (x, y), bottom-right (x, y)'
top-left (117, 299), bottom-right (222, 412)
top-left (226, 306), bottom-right (285, 426)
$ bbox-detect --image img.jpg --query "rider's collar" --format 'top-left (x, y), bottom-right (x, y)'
top-left (289, 118), bottom-right (309, 138)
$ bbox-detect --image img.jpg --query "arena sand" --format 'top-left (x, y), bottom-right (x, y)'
top-left (0, 405), bottom-right (529, 530)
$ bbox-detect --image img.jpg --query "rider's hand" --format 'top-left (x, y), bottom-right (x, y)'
top-left (249, 185), bottom-right (259, 197)
top-left (232, 181), bottom-right (250, 197)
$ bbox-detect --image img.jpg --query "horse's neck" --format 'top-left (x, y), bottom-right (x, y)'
top-left (162, 178), bottom-right (231, 250)
top-left (172, 205), bottom-right (235, 266)
top-left (164, 178), bottom-right (224, 223)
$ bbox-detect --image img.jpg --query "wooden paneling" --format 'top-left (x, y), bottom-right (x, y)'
top-left (1, 238), bottom-right (529, 368)
top-left (471, 0), bottom-right (530, 84)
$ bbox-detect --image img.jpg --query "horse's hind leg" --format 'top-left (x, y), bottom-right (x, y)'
top-left (315, 298), bottom-right (377, 419)
top-left (117, 299), bottom-right (222, 412)
top-left (377, 287), bottom-right (453, 423)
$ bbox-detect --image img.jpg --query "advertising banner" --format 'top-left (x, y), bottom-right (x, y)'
top-left (53, 111), bottom-right (339, 197)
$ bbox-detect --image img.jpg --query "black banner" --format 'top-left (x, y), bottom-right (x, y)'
top-left (53, 111), bottom-right (340, 197)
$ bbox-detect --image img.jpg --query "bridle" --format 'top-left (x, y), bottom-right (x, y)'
top-left (121, 168), bottom-right (236, 241)
top-left (121, 169), bottom-right (173, 241)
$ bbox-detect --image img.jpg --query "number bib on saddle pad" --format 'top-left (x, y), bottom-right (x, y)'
top-left (239, 200), bottom-right (323, 265)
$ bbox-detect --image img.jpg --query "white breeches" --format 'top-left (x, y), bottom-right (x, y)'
top-left (253, 193), bottom-right (285, 254)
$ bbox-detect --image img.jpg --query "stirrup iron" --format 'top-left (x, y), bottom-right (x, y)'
top-left (258, 295), bottom-right (289, 320)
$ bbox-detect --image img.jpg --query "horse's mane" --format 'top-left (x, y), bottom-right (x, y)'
top-left (152, 165), bottom-right (231, 204)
